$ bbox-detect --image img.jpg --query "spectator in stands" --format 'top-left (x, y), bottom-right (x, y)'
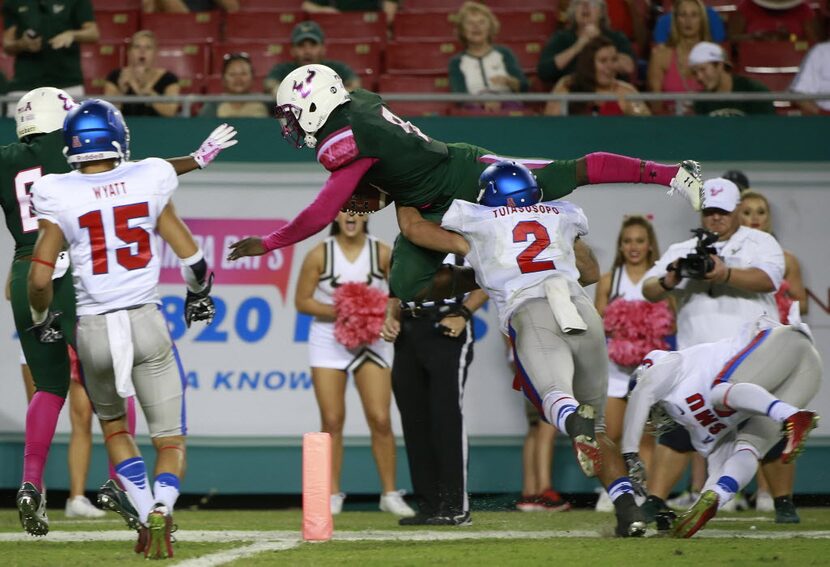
top-left (200, 53), bottom-right (269, 118)
top-left (448, 1), bottom-right (528, 113)
top-left (688, 41), bottom-right (775, 115)
top-left (604, 0), bottom-right (648, 56)
top-left (647, 0), bottom-right (710, 115)
top-left (728, 0), bottom-right (819, 43)
top-left (791, 41), bottom-right (830, 115)
top-left (2, 0), bottom-right (99, 108)
top-left (104, 30), bottom-right (180, 118)
top-left (537, 0), bottom-right (635, 87)
top-left (302, 1), bottom-right (398, 24)
top-left (723, 169), bottom-right (751, 192)
top-left (265, 21), bottom-right (360, 95)
top-left (142, 0), bottom-right (239, 12)
top-left (545, 36), bottom-right (649, 116)
top-left (653, 4), bottom-right (726, 44)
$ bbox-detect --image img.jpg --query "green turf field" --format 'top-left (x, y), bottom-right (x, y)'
top-left (1, 508), bottom-right (829, 566)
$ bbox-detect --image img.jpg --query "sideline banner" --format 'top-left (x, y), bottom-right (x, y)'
top-left (0, 164), bottom-right (827, 438)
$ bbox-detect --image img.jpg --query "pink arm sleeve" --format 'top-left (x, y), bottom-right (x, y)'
top-left (262, 157), bottom-right (378, 251)
top-left (584, 152), bottom-right (678, 187)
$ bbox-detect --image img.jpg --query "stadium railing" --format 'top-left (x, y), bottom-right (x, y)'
top-left (1, 92), bottom-right (829, 117)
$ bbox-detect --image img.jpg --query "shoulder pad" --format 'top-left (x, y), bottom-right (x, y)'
top-left (316, 127), bottom-right (359, 171)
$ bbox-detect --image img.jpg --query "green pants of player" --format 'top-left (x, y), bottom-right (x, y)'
top-left (10, 258), bottom-right (77, 399)
top-left (389, 143), bottom-right (580, 301)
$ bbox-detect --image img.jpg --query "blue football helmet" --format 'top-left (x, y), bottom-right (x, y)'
top-left (63, 99), bottom-right (130, 168)
top-left (477, 160), bottom-right (542, 207)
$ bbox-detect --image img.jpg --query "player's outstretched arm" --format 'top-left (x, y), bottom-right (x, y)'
top-left (28, 220), bottom-right (64, 325)
top-left (227, 157), bottom-right (377, 260)
top-left (396, 206), bottom-right (470, 256)
top-left (165, 123), bottom-right (239, 176)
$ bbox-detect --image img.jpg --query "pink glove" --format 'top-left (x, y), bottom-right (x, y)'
top-left (191, 123), bottom-right (238, 168)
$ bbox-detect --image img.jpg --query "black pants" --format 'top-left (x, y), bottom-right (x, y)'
top-left (392, 312), bottom-right (474, 517)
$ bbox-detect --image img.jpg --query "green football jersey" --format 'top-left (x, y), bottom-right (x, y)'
top-left (315, 89), bottom-right (456, 207)
top-left (0, 131), bottom-right (70, 259)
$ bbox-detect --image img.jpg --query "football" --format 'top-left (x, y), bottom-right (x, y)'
top-left (341, 184), bottom-right (391, 215)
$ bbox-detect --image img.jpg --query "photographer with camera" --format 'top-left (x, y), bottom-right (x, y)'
top-left (637, 177), bottom-right (786, 526)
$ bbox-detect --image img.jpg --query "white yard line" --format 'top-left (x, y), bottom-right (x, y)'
top-left (175, 541), bottom-right (301, 567)
top-left (1, 528), bottom-right (830, 543)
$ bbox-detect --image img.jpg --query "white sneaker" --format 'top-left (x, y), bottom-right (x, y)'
top-left (65, 495), bottom-right (106, 518)
top-left (720, 496), bottom-right (737, 512)
top-left (380, 490), bottom-right (416, 517)
top-left (330, 492), bottom-right (346, 515)
top-left (668, 160), bottom-right (703, 211)
top-left (594, 488), bottom-right (614, 513)
top-left (756, 490), bottom-right (775, 512)
top-left (667, 490), bottom-right (700, 510)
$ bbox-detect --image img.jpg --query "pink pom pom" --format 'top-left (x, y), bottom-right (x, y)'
top-left (333, 282), bottom-right (388, 350)
top-left (604, 298), bottom-right (674, 366)
top-left (775, 280), bottom-right (793, 324)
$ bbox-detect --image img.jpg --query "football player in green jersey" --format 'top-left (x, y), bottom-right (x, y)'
top-left (227, 63), bottom-right (704, 301)
top-left (2, 87), bottom-right (238, 536)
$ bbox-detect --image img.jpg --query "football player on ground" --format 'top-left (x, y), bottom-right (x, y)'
top-left (623, 310), bottom-right (821, 538)
top-left (3, 88), bottom-right (235, 538)
top-left (226, 63), bottom-right (705, 302)
top-left (391, 161), bottom-right (647, 537)
top-left (28, 100), bottom-right (217, 558)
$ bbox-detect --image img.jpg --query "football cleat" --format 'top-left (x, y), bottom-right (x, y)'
top-left (568, 404), bottom-right (602, 478)
top-left (781, 410), bottom-right (819, 464)
top-left (774, 496), bottom-right (800, 524)
top-left (614, 493), bottom-right (646, 537)
top-left (17, 482), bottom-right (49, 536)
top-left (672, 490), bottom-right (719, 538)
top-left (97, 479), bottom-right (141, 531)
top-left (668, 160), bottom-right (704, 211)
top-left (145, 507), bottom-right (175, 560)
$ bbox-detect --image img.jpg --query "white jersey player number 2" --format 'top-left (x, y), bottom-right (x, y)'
top-left (513, 220), bottom-right (557, 274)
top-left (78, 202), bottom-right (152, 275)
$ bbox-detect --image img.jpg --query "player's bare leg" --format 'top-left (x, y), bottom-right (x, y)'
top-left (311, 367), bottom-right (348, 508)
top-left (355, 363), bottom-right (415, 517)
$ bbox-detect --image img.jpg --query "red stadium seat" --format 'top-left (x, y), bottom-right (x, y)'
top-left (239, 0), bottom-right (304, 11)
top-left (497, 10), bottom-right (557, 41)
top-left (385, 41), bottom-right (460, 74)
top-left (377, 74), bottom-right (450, 93)
top-left (737, 40), bottom-right (811, 111)
top-left (141, 12), bottom-right (222, 43)
top-left (393, 12), bottom-right (457, 41)
top-left (80, 44), bottom-right (124, 94)
top-left (95, 10), bottom-right (140, 43)
top-left (223, 12), bottom-right (303, 43)
top-left (309, 13), bottom-right (387, 42)
top-left (154, 43), bottom-right (211, 81)
top-left (400, 0), bottom-right (556, 12)
top-left (91, 0), bottom-right (141, 10)
top-left (327, 40), bottom-right (383, 88)
top-left (501, 40), bottom-right (545, 73)
top-left (0, 49), bottom-right (14, 80)
top-left (210, 43), bottom-right (291, 76)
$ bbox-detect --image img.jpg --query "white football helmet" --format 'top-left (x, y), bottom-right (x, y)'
top-left (15, 87), bottom-right (76, 140)
top-left (275, 64), bottom-right (350, 149)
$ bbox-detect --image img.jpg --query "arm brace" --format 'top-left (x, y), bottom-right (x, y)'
top-left (584, 152), bottom-right (676, 187)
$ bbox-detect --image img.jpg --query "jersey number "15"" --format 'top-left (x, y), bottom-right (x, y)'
top-left (79, 203), bottom-right (152, 275)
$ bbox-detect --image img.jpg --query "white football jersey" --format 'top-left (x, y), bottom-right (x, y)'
top-left (441, 199), bottom-right (588, 333)
top-left (33, 158), bottom-right (178, 316)
top-left (622, 323), bottom-right (772, 457)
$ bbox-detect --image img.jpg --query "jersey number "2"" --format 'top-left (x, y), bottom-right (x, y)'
top-left (513, 220), bottom-right (556, 274)
top-left (79, 203), bottom-right (152, 275)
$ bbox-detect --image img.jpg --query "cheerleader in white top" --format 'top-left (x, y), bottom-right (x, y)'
top-left (595, 216), bottom-right (673, 507)
top-left (295, 212), bottom-right (413, 518)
